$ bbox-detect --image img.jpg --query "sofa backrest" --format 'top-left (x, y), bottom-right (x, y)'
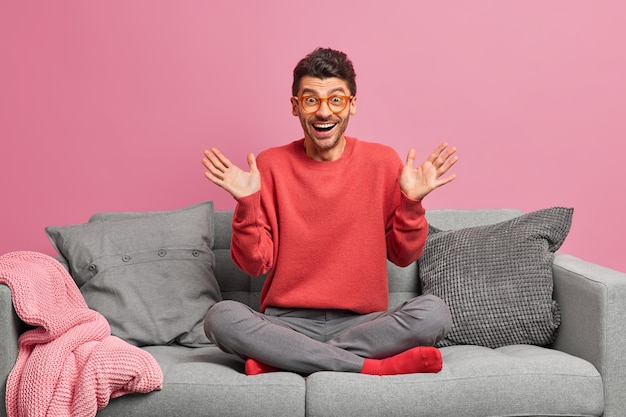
top-left (212, 209), bottom-right (523, 311)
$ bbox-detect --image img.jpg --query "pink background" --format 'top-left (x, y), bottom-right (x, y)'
top-left (1, 1), bottom-right (625, 272)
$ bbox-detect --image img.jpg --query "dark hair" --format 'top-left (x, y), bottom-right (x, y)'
top-left (292, 48), bottom-right (357, 96)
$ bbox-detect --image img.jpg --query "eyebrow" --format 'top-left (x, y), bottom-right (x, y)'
top-left (301, 87), bottom-right (348, 96)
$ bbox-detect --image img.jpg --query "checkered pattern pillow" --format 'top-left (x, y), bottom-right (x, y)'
top-left (419, 207), bottom-right (573, 348)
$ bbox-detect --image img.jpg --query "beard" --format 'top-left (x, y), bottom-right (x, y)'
top-left (301, 113), bottom-right (350, 154)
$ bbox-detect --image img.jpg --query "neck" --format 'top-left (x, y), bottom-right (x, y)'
top-left (304, 137), bottom-right (347, 162)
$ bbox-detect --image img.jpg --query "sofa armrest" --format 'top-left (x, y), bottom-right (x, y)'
top-left (551, 253), bottom-right (626, 417)
top-left (1, 284), bottom-right (24, 417)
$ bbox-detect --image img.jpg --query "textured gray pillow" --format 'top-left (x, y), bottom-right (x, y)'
top-left (46, 201), bottom-right (221, 347)
top-left (419, 207), bottom-right (573, 348)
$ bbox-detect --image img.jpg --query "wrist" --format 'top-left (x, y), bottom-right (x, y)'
top-left (400, 192), bottom-right (426, 214)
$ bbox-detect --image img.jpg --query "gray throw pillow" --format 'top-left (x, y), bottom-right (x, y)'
top-left (46, 201), bottom-right (221, 347)
top-left (419, 207), bottom-right (573, 348)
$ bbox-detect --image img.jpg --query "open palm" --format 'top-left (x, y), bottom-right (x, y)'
top-left (400, 143), bottom-right (458, 200)
top-left (202, 148), bottom-right (261, 199)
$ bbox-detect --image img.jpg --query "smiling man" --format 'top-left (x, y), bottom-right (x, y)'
top-left (202, 47), bottom-right (458, 376)
top-left (292, 75), bottom-right (355, 161)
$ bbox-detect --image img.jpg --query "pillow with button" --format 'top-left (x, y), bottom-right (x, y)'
top-left (46, 201), bottom-right (221, 347)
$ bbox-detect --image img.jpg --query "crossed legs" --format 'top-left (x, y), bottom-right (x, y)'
top-left (204, 295), bottom-right (451, 375)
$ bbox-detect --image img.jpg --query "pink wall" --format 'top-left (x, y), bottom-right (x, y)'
top-left (2, 1), bottom-right (625, 272)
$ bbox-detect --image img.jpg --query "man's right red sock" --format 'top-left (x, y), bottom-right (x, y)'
top-left (361, 346), bottom-right (442, 376)
top-left (245, 358), bottom-right (280, 376)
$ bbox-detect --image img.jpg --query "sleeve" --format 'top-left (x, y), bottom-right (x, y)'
top-left (384, 163), bottom-right (429, 267)
top-left (387, 192), bottom-right (428, 267)
top-left (230, 191), bottom-right (275, 277)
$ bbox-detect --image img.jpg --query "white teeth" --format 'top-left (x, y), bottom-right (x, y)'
top-left (313, 123), bottom-right (335, 128)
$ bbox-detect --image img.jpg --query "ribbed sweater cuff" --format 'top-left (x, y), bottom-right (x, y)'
top-left (399, 192), bottom-right (426, 220)
top-left (234, 191), bottom-right (262, 221)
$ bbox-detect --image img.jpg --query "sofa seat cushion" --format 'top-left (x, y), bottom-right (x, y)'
top-left (305, 345), bottom-right (603, 417)
top-left (97, 345), bottom-right (306, 417)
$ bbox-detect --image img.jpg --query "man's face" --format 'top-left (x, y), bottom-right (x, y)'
top-left (291, 76), bottom-right (357, 160)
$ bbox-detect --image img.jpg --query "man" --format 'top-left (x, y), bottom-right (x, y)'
top-left (202, 47), bottom-right (457, 376)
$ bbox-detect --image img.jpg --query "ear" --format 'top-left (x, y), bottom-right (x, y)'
top-left (349, 96), bottom-right (357, 115)
top-left (291, 97), bottom-right (299, 116)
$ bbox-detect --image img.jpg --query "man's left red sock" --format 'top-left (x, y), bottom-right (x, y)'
top-left (360, 346), bottom-right (443, 376)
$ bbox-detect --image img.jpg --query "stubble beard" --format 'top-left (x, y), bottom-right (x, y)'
top-left (305, 114), bottom-right (350, 154)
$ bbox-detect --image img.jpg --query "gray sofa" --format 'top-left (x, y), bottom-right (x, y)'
top-left (2, 208), bottom-right (626, 417)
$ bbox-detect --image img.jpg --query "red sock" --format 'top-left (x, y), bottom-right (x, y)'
top-left (245, 358), bottom-right (280, 376)
top-left (361, 346), bottom-right (442, 376)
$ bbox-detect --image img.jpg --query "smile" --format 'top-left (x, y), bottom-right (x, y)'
top-left (313, 122), bottom-right (337, 132)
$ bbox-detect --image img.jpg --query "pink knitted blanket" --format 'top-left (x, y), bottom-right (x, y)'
top-left (0, 251), bottom-right (163, 417)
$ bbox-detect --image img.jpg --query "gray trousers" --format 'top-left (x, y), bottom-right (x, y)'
top-left (204, 295), bottom-right (451, 375)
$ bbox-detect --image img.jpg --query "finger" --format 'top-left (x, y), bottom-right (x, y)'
top-left (207, 165), bottom-right (226, 180)
top-left (202, 149), bottom-right (229, 180)
top-left (428, 143), bottom-right (451, 164)
top-left (201, 154), bottom-right (217, 174)
top-left (436, 173), bottom-right (457, 187)
top-left (203, 148), bottom-right (229, 172)
top-left (203, 170), bottom-right (224, 185)
top-left (437, 153), bottom-right (459, 174)
top-left (405, 148), bottom-right (417, 167)
top-left (202, 154), bottom-right (224, 175)
top-left (247, 153), bottom-right (258, 173)
top-left (211, 148), bottom-right (233, 169)
top-left (432, 145), bottom-right (458, 171)
top-left (440, 146), bottom-right (457, 163)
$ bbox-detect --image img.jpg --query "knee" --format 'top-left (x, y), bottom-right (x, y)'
top-left (406, 294), bottom-right (452, 343)
top-left (204, 299), bottom-right (249, 344)
top-left (424, 295), bottom-right (452, 335)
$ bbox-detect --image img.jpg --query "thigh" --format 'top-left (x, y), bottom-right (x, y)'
top-left (327, 294), bottom-right (451, 358)
top-left (264, 307), bottom-right (328, 342)
top-left (205, 302), bottom-right (364, 373)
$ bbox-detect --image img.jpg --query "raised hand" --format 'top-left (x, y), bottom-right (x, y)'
top-left (202, 148), bottom-right (261, 199)
top-left (400, 143), bottom-right (458, 201)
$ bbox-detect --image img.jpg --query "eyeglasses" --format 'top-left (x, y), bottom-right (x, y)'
top-left (293, 95), bottom-right (353, 114)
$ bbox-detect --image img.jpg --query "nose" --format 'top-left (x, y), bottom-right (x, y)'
top-left (315, 99), bottom-right (334, 118)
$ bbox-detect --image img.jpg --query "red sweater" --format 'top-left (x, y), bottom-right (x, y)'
top-left (231, 137), bottom-right (428, 314)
